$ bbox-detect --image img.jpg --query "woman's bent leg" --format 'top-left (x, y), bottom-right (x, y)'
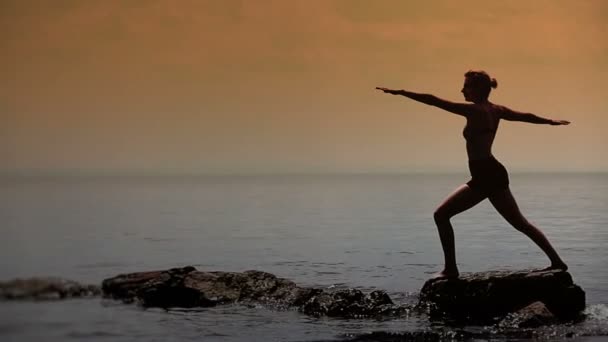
top-left (488, 187), bottom-right (568, 270)
top-left (433, 184), bottom-right (487, 278)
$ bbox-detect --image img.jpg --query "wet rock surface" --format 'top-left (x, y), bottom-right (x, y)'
top-left (102, 266), bottom-right (411, 318)
top-left (0, 277), bottom-right (101, 300)
top-left (498, 301), bottom-right (557, 328)
top-left (419, 269), bottom-right (585, 324)
top-left (300, 288), bottom-right (408, 318)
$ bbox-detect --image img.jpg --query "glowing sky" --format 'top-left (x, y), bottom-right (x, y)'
top-left (2, 0), bottom-right (607, 173)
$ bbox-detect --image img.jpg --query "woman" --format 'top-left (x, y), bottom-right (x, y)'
top-left (376, 70), bottom-right (569, 279)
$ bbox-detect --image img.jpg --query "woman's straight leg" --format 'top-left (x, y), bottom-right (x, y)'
top-left (488, 187), bottom-right (567, 270)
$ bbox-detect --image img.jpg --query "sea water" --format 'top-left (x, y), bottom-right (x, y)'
top-left (1, 173), bottom-right (607, 341)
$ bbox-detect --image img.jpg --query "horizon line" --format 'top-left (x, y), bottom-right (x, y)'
top-left (1, 169), bottom-right (607, 178)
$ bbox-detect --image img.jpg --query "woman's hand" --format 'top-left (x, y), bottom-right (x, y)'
top-left (376, 87), bottom-right (402, 95)
top-left (550, 119), bottom-right (571, 126)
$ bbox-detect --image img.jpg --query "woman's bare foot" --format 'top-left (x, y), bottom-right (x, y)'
top-left (432, 268), bottom-right (459, 279)
top-left (537, 262), bottom-right (568, 272)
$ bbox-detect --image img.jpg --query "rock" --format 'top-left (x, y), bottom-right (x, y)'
top-left (300, 289), bottom-right (399, 318)
top-left (102, 266), bottom-right (410, 318)
top-left (0, 277), bottom-right (101, 300)
top-left (419, 269), bottom-right (585, 324)
top-left (103, 267), bottom-right (304, 308)
top-left (498, 301), bottom-right (557, 328)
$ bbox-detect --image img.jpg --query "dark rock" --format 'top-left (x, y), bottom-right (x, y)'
top-left (419, 269), bottom-right (585, 324)
top-left (0, 277), bottom-right (101, 300)
top-left (300, 288), bottom-right (398, 318)
top-left (498, 301), bottom-right (557, 328)
top-left (102, 266), bottom-right (409, 318)
top-left (102, 267), bottom-right (299, 307)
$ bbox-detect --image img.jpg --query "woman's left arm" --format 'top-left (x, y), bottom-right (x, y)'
top-left (499, 105), bottom-right (570, 125)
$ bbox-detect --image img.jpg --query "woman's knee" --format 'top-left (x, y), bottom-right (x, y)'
top-left (433, 207), bottom-right (452, 223)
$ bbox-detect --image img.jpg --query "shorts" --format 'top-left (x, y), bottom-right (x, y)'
top-left (466, 156), bottom-right (510, 196)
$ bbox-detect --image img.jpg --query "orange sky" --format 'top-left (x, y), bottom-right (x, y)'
top-left (2, 0), bottom-right (607, 174)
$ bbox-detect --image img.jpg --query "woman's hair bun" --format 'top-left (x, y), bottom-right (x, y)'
top-left (490, 78), bottom-right (498, 89)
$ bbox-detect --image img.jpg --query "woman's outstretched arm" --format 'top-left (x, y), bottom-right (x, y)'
top-left (499, 106), bottom-right (570, 125)
top-left (375, 87), bottom-right (476, 118)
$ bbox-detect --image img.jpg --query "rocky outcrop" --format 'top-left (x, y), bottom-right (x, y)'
top-left (102, 266), bottom-right (307, 308)
top-left (4, 266), bottom-right (585, 327)
top-left (0, 277), bottom-right (101, 300)
top-left (103, 267), bottom-right (586, 323)
top-left (498, 301), bottom-right (557, 328)
top-left (419, 269), bottom-right (585, 324)
top-left (301, 288), bottom-right (403, 318)
top-left (101, 266), bottom-right (410, 318)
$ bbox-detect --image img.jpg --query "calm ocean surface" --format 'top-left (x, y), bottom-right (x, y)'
top-left (1, 173), bottom-right (607, 341)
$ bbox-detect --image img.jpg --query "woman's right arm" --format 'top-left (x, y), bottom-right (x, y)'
top-left (376, 87), bottom-right (476, 118)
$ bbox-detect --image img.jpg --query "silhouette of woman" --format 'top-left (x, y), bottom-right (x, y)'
top-left (376, 70), bottom-right (569, 279)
